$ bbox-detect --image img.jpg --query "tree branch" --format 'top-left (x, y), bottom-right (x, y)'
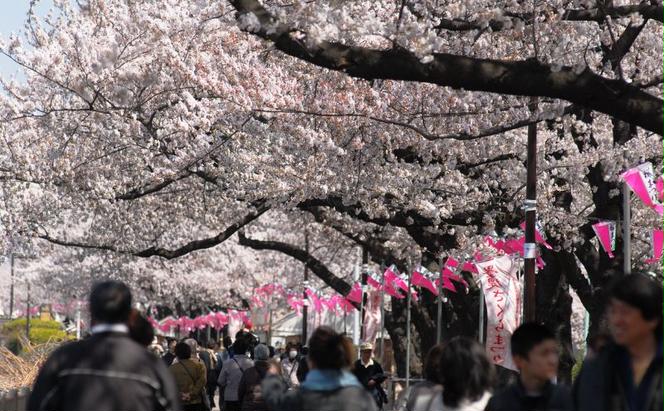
top-left (229, 0), bottom-right (663, 135)
top-left (39, 201), bottom-right (270, 259)
top-left (237, 230), bottom-right (357, 306)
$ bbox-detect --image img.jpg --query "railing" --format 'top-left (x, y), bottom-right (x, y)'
top-left (0, 388), bottom-right (29, 411)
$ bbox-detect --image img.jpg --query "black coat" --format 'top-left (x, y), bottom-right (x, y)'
top-left (486, 380), bottom-right (573, 411)
top-left (27, 331), bottom-right (180, 411)
top-left (352, 360), bottom-right (385, 389)
top-left (573, 343), bottom-right (663, 411)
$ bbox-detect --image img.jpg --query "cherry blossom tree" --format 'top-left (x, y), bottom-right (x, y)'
top-left (0, 0), bottom-right (661, 379)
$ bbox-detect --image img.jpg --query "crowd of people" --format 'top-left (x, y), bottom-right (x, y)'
top-left (25, 271), bottom-right (662, 411)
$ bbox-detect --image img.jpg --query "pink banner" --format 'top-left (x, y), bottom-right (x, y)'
top-left (622, 163), bottom-right (663, 215)
top-left (592, 221), bottom-right (616, 258)
top-left (412, 267), bottom-right (439, 296)
top-left (306, 288), bottom-right (323, 313)
top-left (476, 256), bottom-right (522, 372)
top-left (519, 221), bottom-right (553, 250)
top-left (346, 282), bottom-right (363, 303)
top-left (645, 229), bottom-right (664, 264)
top-left (367, 272), bottom-right (383, 290)
top-left (657, 176), bottom-right (663, 202)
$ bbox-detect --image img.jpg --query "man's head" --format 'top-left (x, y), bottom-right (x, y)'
top-left (89, 281), bottom-right (132, 324)
top-left (360, 342), bottom-right (373, 364)
top-left (608, 273), bottom-right (663, 347)
top-left (223, 335), bottom-right (233, 350)
top-left (254, 344), bottom-right (270, 361)
top-left (175, 342), bottom-right (192, 360)
top-left (233, 331), bottom-right (249, 355)
top-left (184, 338), bottom-right (198, 355)
top-left (511, 323), bottom-right (559, 382)
top-left (168, 339), bottom-right (177, 353)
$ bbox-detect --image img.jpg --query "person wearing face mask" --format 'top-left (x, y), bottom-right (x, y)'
top-left (280, 343), bottom-right (300, 388)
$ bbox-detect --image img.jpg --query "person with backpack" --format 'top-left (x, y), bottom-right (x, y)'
top-left (261, 326), bottom-right (378, 411)
top-left (170, 342), bottom-right (208, 411)
top-left (486, 323), bottom-right (573, 411)
top-left (238, 344), bottom-right (271, 411)
top-left (218, 332), bottom-right (254, 411)
top-left (27, 281), bottom-right (180, 411)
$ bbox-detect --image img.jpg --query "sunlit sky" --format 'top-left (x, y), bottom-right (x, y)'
top-left (0, 1), bottom-right (53, 79)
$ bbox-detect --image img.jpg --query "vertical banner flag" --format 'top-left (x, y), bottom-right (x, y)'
top-left (475, 256), bottom-right (523, 372)
top-left (363, 289), bottom-right (382, 345)
top-left (645, 229), bottom-right (664, 264)
top-left (622, 162), bottom-right (664, 215)
top-left (592, 221), bottom-right (616, 258)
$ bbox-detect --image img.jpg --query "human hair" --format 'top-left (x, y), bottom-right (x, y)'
top-left (511, 323), bottom-right (556, 359)
top-left (207, 340), bottom-right (217, 350)
top-left (175, 342), bottom-right (192, 360)
top-left (184, 338), bottom-right (198, 355)
top-left (438, 337), bottom-right (495, 407)
top-left (223, 335), bottom-right (233, 349)
top-left (424, 344), bottom-right (445, 384)
top-left (609, 273), bottom-right (663, 338)
top-left (233, 331), bottom-right (250, 354)
top-left (127, 309), bottom-right (154, 347)
top-left (89, 281), bottom-right (132, 324)
top-left (254, 344), bottom-right (270, 361)
top-left (308, 326), bottom-right (353, 370)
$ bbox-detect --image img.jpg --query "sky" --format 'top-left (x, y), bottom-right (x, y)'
top-left (0, 0), bottom-right (53, 79)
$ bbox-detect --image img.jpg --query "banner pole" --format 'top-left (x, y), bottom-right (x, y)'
top-left (436, 257), bottom-right (444, 345)
top-left (406, 261), bottom-right (412, 390)
top-left (379, 263), bottom-right (386, 367)
top-left (623, 182), bottom-right (632, 275)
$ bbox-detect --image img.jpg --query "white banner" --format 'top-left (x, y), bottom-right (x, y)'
top-left (476, 256), bottom-right (523, 371)
top-left (362, 289), bottom-right (382, 345)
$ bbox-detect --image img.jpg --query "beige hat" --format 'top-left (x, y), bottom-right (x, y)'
top-left (360, 342), bottom-right (373, 351)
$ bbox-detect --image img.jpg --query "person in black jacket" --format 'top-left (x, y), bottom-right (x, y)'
top-left (163, 339), bottom-right (178, 367)
top-left (573, 273), bottom-right (662, 411)
top-left (27, 280), bottom-right (180, 411)
top-left (353, 342), bottom-right (387, 409)
top-left (486, 323), bottom-right (572, 411)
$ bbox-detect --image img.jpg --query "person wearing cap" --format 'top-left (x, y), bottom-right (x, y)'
top-left (353, 342), bottom-right (387, 409)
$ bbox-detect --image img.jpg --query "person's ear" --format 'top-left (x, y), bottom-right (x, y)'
top-left (513, 354), bottom-right (528, 371)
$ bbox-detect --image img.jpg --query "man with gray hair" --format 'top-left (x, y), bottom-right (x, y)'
top-left (218, 333), bottom-right (254, 411)
top-left (238, 344), bottom-right (271, 411)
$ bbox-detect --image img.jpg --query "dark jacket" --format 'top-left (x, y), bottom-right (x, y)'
top-left (296, 355), bottom-right (309, 383)
top-left (261, 373), bottom-right (378, 411)
top-left (238, 360), bottom-right (270, 411)
top-left (170, 359), bottom-right (207, 405)
top-left (573, 342), bottom-right (663, 411)
top-left (352, 359), bottom-right (385, 389)
top-left (163, 352), bottom-right (176, 367)
top-left (27, 331), bottom-right (180, 411)
top-left (486, 380), bottom-right (573, 411)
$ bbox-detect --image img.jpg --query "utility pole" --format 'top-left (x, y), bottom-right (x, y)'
top-left (9, 254), bottom-right (15, 319)
top-left (302, 231), bottom-right (310, 345)
top-left (524, 100), bottom-right (538, 322)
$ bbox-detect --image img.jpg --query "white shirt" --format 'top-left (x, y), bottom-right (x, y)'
top-left (90, 324), bottom-right (129, 334)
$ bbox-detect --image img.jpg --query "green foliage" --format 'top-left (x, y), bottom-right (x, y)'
top-left (2, 318), bottom-right (70, 353)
